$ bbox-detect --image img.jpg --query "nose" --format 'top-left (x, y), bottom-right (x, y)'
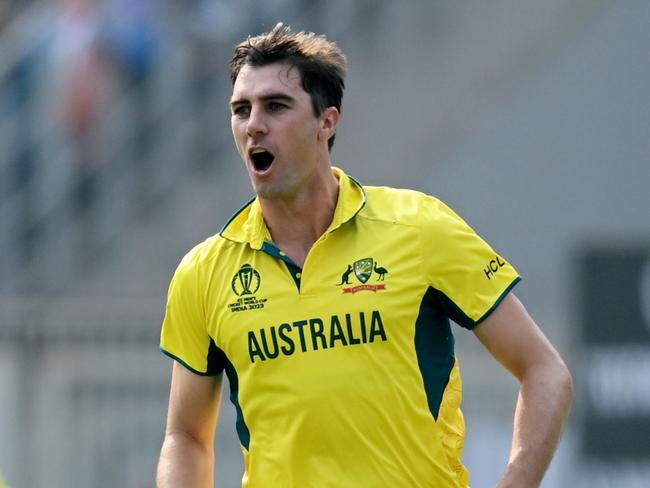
top-left (246, 105), bottom-right (268, 137)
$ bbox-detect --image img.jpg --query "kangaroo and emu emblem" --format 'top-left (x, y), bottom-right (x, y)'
top-left (336, 258), bottom-right (389, 293)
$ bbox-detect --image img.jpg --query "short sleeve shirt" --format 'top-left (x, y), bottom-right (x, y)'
top-left (160, 167), bottom-right (520, 487)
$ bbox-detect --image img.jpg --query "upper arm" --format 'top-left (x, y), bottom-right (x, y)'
top-left (165, 362), bottom-right (224, 446)
top-left (473, 293), bottom-right (567, 381)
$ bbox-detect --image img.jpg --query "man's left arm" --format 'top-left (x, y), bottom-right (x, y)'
top-left (473, 292), bottom-right (574, 488)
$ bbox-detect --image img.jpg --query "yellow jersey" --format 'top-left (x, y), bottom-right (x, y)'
top-left (160, 167), bottom-right (520, 487)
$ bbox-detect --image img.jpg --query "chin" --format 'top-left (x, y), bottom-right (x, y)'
top-left (251, 181), bottom-right (281, 200)
top-left (250, 172), bottom-right (302, 200)
top-left (254, 181), bottom-right (301, 201)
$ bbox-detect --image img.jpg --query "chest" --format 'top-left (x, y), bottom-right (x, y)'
top-left (208, 221), bottom-right (428, 374)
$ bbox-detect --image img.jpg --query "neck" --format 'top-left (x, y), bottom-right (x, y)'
top-left (259, 166), bottom-right (339, 266)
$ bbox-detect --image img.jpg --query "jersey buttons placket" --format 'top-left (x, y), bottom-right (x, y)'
top-left (261, 241), bottom-right (302, 291)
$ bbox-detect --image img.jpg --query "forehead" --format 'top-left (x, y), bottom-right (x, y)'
top-left (231, 62), bottom-right (308, 101)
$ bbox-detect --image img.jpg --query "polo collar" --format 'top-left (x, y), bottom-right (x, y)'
top-left (220, 166), bottom-right (366, 250)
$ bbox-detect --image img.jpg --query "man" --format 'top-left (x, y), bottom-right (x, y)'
top-left (157, 23), bottom-right (573, 487)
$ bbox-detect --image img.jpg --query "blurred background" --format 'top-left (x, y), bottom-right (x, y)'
top-left (1, 0), bottom-right (649, 487)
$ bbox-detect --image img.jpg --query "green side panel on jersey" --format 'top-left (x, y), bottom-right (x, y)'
top-left (163, 342), bottom-right (251, 449)
top-left (414, 287), bottom-right (456, 420)
top-left (221, 351), bottom-right (251, 450)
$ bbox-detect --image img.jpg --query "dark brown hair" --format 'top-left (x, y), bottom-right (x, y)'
top-left (230, 23), bottom-right (347, 150)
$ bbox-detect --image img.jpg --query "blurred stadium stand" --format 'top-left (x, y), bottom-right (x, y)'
top-left (1, 1), bottom-right (649, 487)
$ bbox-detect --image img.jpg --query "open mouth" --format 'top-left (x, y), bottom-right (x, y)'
top-left (250, 149), bottom-right (275, 173)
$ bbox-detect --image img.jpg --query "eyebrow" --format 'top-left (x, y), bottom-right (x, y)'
top-left (230, 93), bottom-right (296, 108)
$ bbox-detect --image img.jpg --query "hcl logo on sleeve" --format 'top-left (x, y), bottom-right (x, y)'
top-left (484, 256), bottom-right (506, 280)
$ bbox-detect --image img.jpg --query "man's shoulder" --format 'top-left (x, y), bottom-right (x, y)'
top-left (360, 185), bottom-right (447, 226)
top-left (176, 232), bottom-right (234, 275)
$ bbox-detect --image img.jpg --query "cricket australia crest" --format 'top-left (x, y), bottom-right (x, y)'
top-left (336, 258), bottom-right (389, 294)
top-left (354, 258), bottom-right (374, 284)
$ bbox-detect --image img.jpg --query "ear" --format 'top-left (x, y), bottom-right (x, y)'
top-left (318, 107), bottom-right (340, 143)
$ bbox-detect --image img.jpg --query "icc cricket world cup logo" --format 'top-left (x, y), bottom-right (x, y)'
top-left (232, 264), bottom-right (261, 296)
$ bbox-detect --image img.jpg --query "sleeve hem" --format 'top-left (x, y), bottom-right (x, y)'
top-left (160, 347), bottom-right (221, 377)
top-left (472, 275), bottom-right (522, 328)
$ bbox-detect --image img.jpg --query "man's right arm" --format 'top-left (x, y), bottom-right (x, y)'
top-left (157, 361), bottom-right (224, 488)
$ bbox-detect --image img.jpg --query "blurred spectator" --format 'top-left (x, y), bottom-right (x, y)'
top-left (50, 0), bottom-right (107, 216)
top-left (48, 0), bottom-right (112, 270)
top-left (1, 0), bottom-right (42, 263)
top-left (181, 0), bottom-right (244, 169)
top-left (100, 0), bottom-right (161, 208)
top-left (100, 0), bottom-right (159, 90)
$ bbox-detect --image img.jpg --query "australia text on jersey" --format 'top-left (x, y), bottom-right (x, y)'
top-left (248, 310), bottom-right (387, 363)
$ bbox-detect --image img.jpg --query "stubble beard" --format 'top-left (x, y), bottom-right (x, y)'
top-left (250, 169), bottom-right (306, 202)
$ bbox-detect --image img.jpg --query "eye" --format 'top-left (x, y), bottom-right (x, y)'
top-left (268, 102), bottom-right (288, 112)
top-left (232, 105), bottom-right (250, 118)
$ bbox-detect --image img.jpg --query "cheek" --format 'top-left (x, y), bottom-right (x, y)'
top-left (232, 123), bottom-right (246, 154)
top-left (291, 120), bottom-right (319, 145)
